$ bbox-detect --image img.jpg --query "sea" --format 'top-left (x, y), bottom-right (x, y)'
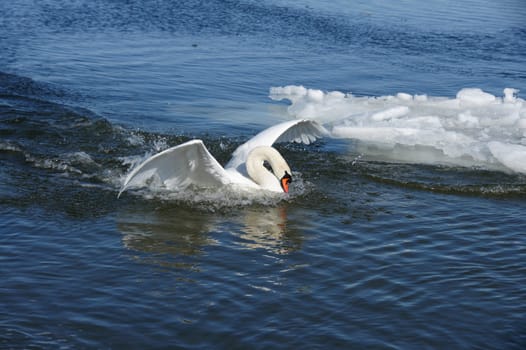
top-left (1, 0), bottom-right (525, 349)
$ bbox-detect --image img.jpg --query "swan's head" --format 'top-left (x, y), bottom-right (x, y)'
top-left (246, 146), bottom-right (293, 193)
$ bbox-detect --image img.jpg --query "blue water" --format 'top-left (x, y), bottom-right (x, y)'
top-left (1, 0), bottom-right (525, 349)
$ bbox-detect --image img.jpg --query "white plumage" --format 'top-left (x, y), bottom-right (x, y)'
top-left (118, 119), bottom-right (327, 197)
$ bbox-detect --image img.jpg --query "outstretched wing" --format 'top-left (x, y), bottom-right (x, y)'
top-left (118, 140), bottom-right (230, 197)
top-left (225, 119), bottom-right (328, 171)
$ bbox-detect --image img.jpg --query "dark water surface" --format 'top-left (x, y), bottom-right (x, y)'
top-left (1, 1), bottom-right (526, 349)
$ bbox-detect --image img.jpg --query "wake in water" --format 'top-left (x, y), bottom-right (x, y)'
top-left (0, 82), bottom-right (313, 208)
top-left (270, 85), bottom-right (526, 174)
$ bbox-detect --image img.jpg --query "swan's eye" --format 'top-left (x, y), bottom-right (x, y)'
top-left (263, 161), bottom-right (272, 172)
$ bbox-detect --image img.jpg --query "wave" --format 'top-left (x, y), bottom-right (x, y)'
top-left (270, 85), bottom-right (526, 174)
top-left (0, 82), bottom-right (309, 207)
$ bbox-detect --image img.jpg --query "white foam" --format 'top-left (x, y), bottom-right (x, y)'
top-left (0, 142), bottom-right (23, 153)
top-left (119, 178), bottom-right (308, 209)
top-left (270, 85), bottom-right (526, 174)
top-left (66, 151), bottom-right (97, 166)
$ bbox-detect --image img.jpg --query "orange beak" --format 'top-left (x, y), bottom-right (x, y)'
top-left (280, 172), bottom-right (292, 193)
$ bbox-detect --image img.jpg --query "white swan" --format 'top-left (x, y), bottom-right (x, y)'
top-left (118, 119), bottom-right (327, 197)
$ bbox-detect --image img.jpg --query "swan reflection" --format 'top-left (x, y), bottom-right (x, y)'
top-left (234, 206), bottom-right (302, 255)
top-left (116, 203), bottom-right (302, 268)
top-left (117, 205), bottom-right (218, 270)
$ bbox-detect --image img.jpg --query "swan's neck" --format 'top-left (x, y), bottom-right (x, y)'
top-left (246, 146), bottom-right (291, 192)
